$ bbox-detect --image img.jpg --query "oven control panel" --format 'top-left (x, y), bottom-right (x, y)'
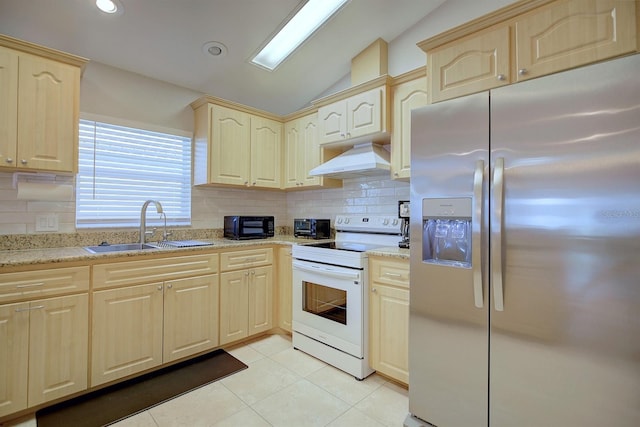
top-left (334, 215), bottom-right (401, 233)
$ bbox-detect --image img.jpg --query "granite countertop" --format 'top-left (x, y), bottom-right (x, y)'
top-left (367, 246), bottom-right (410, 260)
top-left (0, 237), bottom-right (409, 268)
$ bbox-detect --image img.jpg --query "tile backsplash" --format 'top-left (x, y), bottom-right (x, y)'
top-left (0, 171), bottom-right (408, 243)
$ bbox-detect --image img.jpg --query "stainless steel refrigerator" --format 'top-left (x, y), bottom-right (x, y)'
top-left (406, 53), bottom-right (640, 427)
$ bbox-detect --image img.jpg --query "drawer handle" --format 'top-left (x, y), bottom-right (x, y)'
top-left (16, 282), bottom-right (45, 288)
top-left (15, 305), bottom-right (45, 312)
top-left (383, 272), bottom-right (402, 278)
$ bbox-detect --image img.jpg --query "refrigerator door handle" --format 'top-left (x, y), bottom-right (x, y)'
top-left (472, 159), bottom-right (484, 308)
top-left (492, 157), bottom-right (505, 311)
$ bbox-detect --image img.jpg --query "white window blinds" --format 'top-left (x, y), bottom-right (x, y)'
top-left (76, 119), bottom-right (192, 228)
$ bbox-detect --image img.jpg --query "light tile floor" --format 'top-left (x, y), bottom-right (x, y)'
top-left (5, 334), bottom-right (408, 427)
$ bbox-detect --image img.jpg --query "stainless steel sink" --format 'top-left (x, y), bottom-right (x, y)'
top-left (83, 243), bottom-right (160, 253)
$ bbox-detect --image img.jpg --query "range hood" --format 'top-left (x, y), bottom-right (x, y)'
top-left (309, 142), bottom-right (391, 179)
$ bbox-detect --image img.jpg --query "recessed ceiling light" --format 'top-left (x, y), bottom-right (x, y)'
top-left (96, 0), bottom-right (123, 15)
top-left (202, 41), bottom-right (228, 58)
top-left (251, 0), bottom-right (349, 71)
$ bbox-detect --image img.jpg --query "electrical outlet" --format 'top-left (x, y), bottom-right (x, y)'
top-left (35, 214), bottom-right (59, 232)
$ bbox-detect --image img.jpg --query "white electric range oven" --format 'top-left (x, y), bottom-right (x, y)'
top-left (292, 214), bottom-right (401, 379)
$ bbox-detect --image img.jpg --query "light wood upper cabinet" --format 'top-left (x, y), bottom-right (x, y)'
top-left (317, 85), bottom-right (389, 146)
top-left (0, 36), bottom-right (86, 173)
top-left (391, 72), bottom-right (428, 181)
top-left (420, 0), bottom-right (638, 103)
top-left (251, 116), bottom-right (282, 189)
top-left (0, 46), bottom-right (18, 171)
top-left (209, 104), bottom-right (251, 186)
top-left (514, 0), bottom-right (637, 81)
top-left (369, 256), bottom-right (410, 385)
top-left (428, 25), bottom-right (511, 103)
top-left (192, 100), bottom-right (282, 188)
top-left (284, 112), bottom-right (342, 190)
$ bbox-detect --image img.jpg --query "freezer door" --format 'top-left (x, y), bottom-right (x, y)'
top-left (409, 92), bottom-right (489, 427)
top-left (490, 54), bottom-right (640, 426)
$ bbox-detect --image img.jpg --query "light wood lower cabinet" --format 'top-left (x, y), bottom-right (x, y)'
top-left (369, 256), bottom-right (410, 384)
top-left (91, 282), bottom-right (164, 386)
top-left (1, 295), bottom-right (89, 416)
top-left (91, 254), bottom-right (219, 387)
top-left (219, 248), bottom-right (273, 345)
top-left (0, 266), bottom-right (89, 418)
top-left (277, 247), bottom-right (292, 332)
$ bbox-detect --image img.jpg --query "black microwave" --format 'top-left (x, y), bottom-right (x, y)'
top-left (294, 218), bottom-right (331, 239)
top-left (224, 216), bottom-right (274, 240)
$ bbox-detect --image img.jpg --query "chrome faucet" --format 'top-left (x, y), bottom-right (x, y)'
top-left (139, 200), bottom-right (163, 244)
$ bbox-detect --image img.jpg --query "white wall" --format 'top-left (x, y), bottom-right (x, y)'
top-left (80, 61), bottom-right (201, 134)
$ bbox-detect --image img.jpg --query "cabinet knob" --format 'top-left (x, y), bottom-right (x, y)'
top-left (394, 172), bottom-right (399, 177)
top-left (518, 68), bottom-right (528, 76)
top-left (5, 158), bottom-right (13, 164)
top-left (252, 181), bottom-right (256, 186)
top-left (497, 74), bottom-right (506, 81)
top-left (167, 284), bottom-right (173, 289)
top-left (372, 288), bottom-right (377, 293)
top-left (157, 285), bottom-right (163, 291)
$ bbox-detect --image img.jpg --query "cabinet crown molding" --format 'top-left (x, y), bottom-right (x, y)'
top-left (0, 33), bottom-right (88, 69)
top-left (417, 0), bottom-right (555, 52)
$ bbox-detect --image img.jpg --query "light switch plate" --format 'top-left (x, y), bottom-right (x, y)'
top-left (36, 214), bottom-right (59, 232)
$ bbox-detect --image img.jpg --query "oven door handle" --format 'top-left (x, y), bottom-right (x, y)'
top-left (292, 261), bottom-right (361, 281)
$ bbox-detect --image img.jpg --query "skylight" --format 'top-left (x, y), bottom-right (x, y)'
top-left (251, 0), bottom-right (349, 71)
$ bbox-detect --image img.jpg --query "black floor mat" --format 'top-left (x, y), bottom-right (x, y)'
top-left (36, 349), bottom-right (247, 427)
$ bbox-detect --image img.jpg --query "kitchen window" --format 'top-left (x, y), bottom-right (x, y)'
top-left (76, 119), bottom-right (192, 228)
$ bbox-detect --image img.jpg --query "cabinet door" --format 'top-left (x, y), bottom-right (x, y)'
top-left (0, 302), bottom-right (29, 418)
top-left (163, 274), bottom-right (219, 363)
top-left (391, 78), bottom-right (428, 180)
top-left (370, 283), bottom-right (409, 384)
top-left (283, 120), bottom-right (301, 188)
top-left (429, 25), bottom-right (510, 103)
top-left (284, 114), bottom-right (323, 189)
top-left (277, 248), bottom-right (292, 332)
top-left (300, 114), bottom-right (322, 187)
top-left (0, 46), bottom-right (18, 169)
top-left (210, 104), bottom-right (251, 186)
top-left (28, 294), bottom-right (88, 406)
top-left (219, 270), bottom-right (249, 345)
top-left (318, 100), bottom-right (347, 145)
top-left (17, 52), bottom-right (80, 172)
top-left (249, 265), bottom-right (273, 335)
top-left (347, 87), bottom-right (384, 139)
top-left (251, 116), bottom-right (282, 188)
top-left (514, 0), bottom-right (637, 81)
top-left (91, 283), bottom-right (163, 386)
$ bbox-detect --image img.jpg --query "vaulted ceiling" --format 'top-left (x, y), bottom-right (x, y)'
top-left (0, 0), bottom-right (448, 115)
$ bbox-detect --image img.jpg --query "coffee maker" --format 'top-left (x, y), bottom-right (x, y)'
top-left (398, 200), bottom-right (410, 248)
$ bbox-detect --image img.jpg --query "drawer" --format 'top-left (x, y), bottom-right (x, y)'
top-left (0, 266), bottom-right (90, 304)
top-left (369, 257), bottom-right (409, 288)
top-left (220, 247), bottom-right (273, 272)
top-left (93, 254), bottom-right (218, 290)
